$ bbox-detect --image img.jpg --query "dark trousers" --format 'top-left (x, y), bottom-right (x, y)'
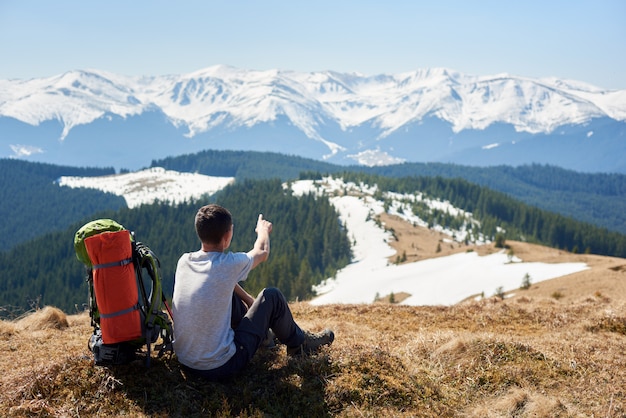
top-left (184, 287), bottom-right (304, 380)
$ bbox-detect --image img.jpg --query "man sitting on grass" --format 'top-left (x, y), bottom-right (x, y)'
top-left (172, 204), bottom-right (334, 380)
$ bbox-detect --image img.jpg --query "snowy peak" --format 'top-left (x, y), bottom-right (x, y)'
top-left (0, 69), bottom-right (145, 138)
top-left (3, 66), bottom-right (624, 136)
top-left (1, 66), bottom-right (625, 172)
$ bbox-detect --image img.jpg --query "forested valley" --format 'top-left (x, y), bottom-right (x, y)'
top-left (3, 151), bottom-right (625, 252)
top-left (1, 152), bottom-right (626, 317)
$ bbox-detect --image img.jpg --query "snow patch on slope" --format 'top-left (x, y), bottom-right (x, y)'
top-left (57, 167), bottom-right (234, 208)
top-left (290, 176), bottom-right (588, 306)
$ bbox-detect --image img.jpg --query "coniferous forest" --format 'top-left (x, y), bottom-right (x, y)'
top-left (0, 159), bottom-right (125, 251)
top-left (333, 171), bottom-right (626, 258)
top-left (154, 151), bottom-right (626, 236)
top-left (3, 151), bottom-right (626, 252)
top-left (1, 151), bottom-right (626, 317)
top-left (0, 178), bottom-right (351, 316)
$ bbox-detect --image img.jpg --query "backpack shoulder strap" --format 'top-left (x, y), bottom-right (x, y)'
top-left (134, 241), bottom-right (174, 365)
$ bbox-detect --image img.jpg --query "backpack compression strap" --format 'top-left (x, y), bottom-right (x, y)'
top-left (92, 257), bottom-right (133, 270)
top-left (99, 303), bottom-right (141, 319)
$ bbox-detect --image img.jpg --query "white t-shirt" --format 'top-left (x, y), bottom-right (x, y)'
top-left (172, 250), bottom-right (253, 370)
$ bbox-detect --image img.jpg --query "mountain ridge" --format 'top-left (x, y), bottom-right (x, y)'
top-left (2, 66), bottom-right (625, 172)
top-left (4, 65), bottom-right (624, 131)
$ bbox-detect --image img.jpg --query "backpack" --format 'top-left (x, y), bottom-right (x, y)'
top-left (74, 219), bottom-right (173, 367)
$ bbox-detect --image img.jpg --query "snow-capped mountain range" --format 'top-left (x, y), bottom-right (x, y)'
top-left (1, 65), bottom-right (625, 172)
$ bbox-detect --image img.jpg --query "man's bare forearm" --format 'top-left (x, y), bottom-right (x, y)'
top-left (234, 283), bottom-right (254, 308)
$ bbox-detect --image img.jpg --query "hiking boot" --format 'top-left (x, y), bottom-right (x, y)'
top-left (287, 329), bottom-right (334, 357)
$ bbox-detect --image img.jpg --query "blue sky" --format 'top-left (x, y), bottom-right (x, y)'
top-left (1, 0), bottom-right (625, 89)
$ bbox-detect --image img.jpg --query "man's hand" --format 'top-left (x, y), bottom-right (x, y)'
top-left (256, 214), bottom-right (272, 235)
top-left (249, 214), bottom-right (272, 269)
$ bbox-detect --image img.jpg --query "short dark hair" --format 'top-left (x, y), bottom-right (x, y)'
top-left (195, 204), bottom-right (232, 245)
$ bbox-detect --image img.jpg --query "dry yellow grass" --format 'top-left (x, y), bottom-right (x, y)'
top-left (3, 295), bottom-right (625, 417)
top-left (1, 219), bottom-right (625, 416)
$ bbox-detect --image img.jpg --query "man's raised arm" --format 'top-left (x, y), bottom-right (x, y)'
top-left (247, 214), bottom-right (272, 270)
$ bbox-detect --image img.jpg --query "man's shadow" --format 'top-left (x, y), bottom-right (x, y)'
top-left (107, 345), bottom-right (334, 417)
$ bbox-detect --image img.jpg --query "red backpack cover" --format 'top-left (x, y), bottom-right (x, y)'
top-left (84, 230), bottom-right (142, 344)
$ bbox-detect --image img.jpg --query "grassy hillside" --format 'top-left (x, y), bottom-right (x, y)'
top-left (2, 240), bottom-right (625, 416)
